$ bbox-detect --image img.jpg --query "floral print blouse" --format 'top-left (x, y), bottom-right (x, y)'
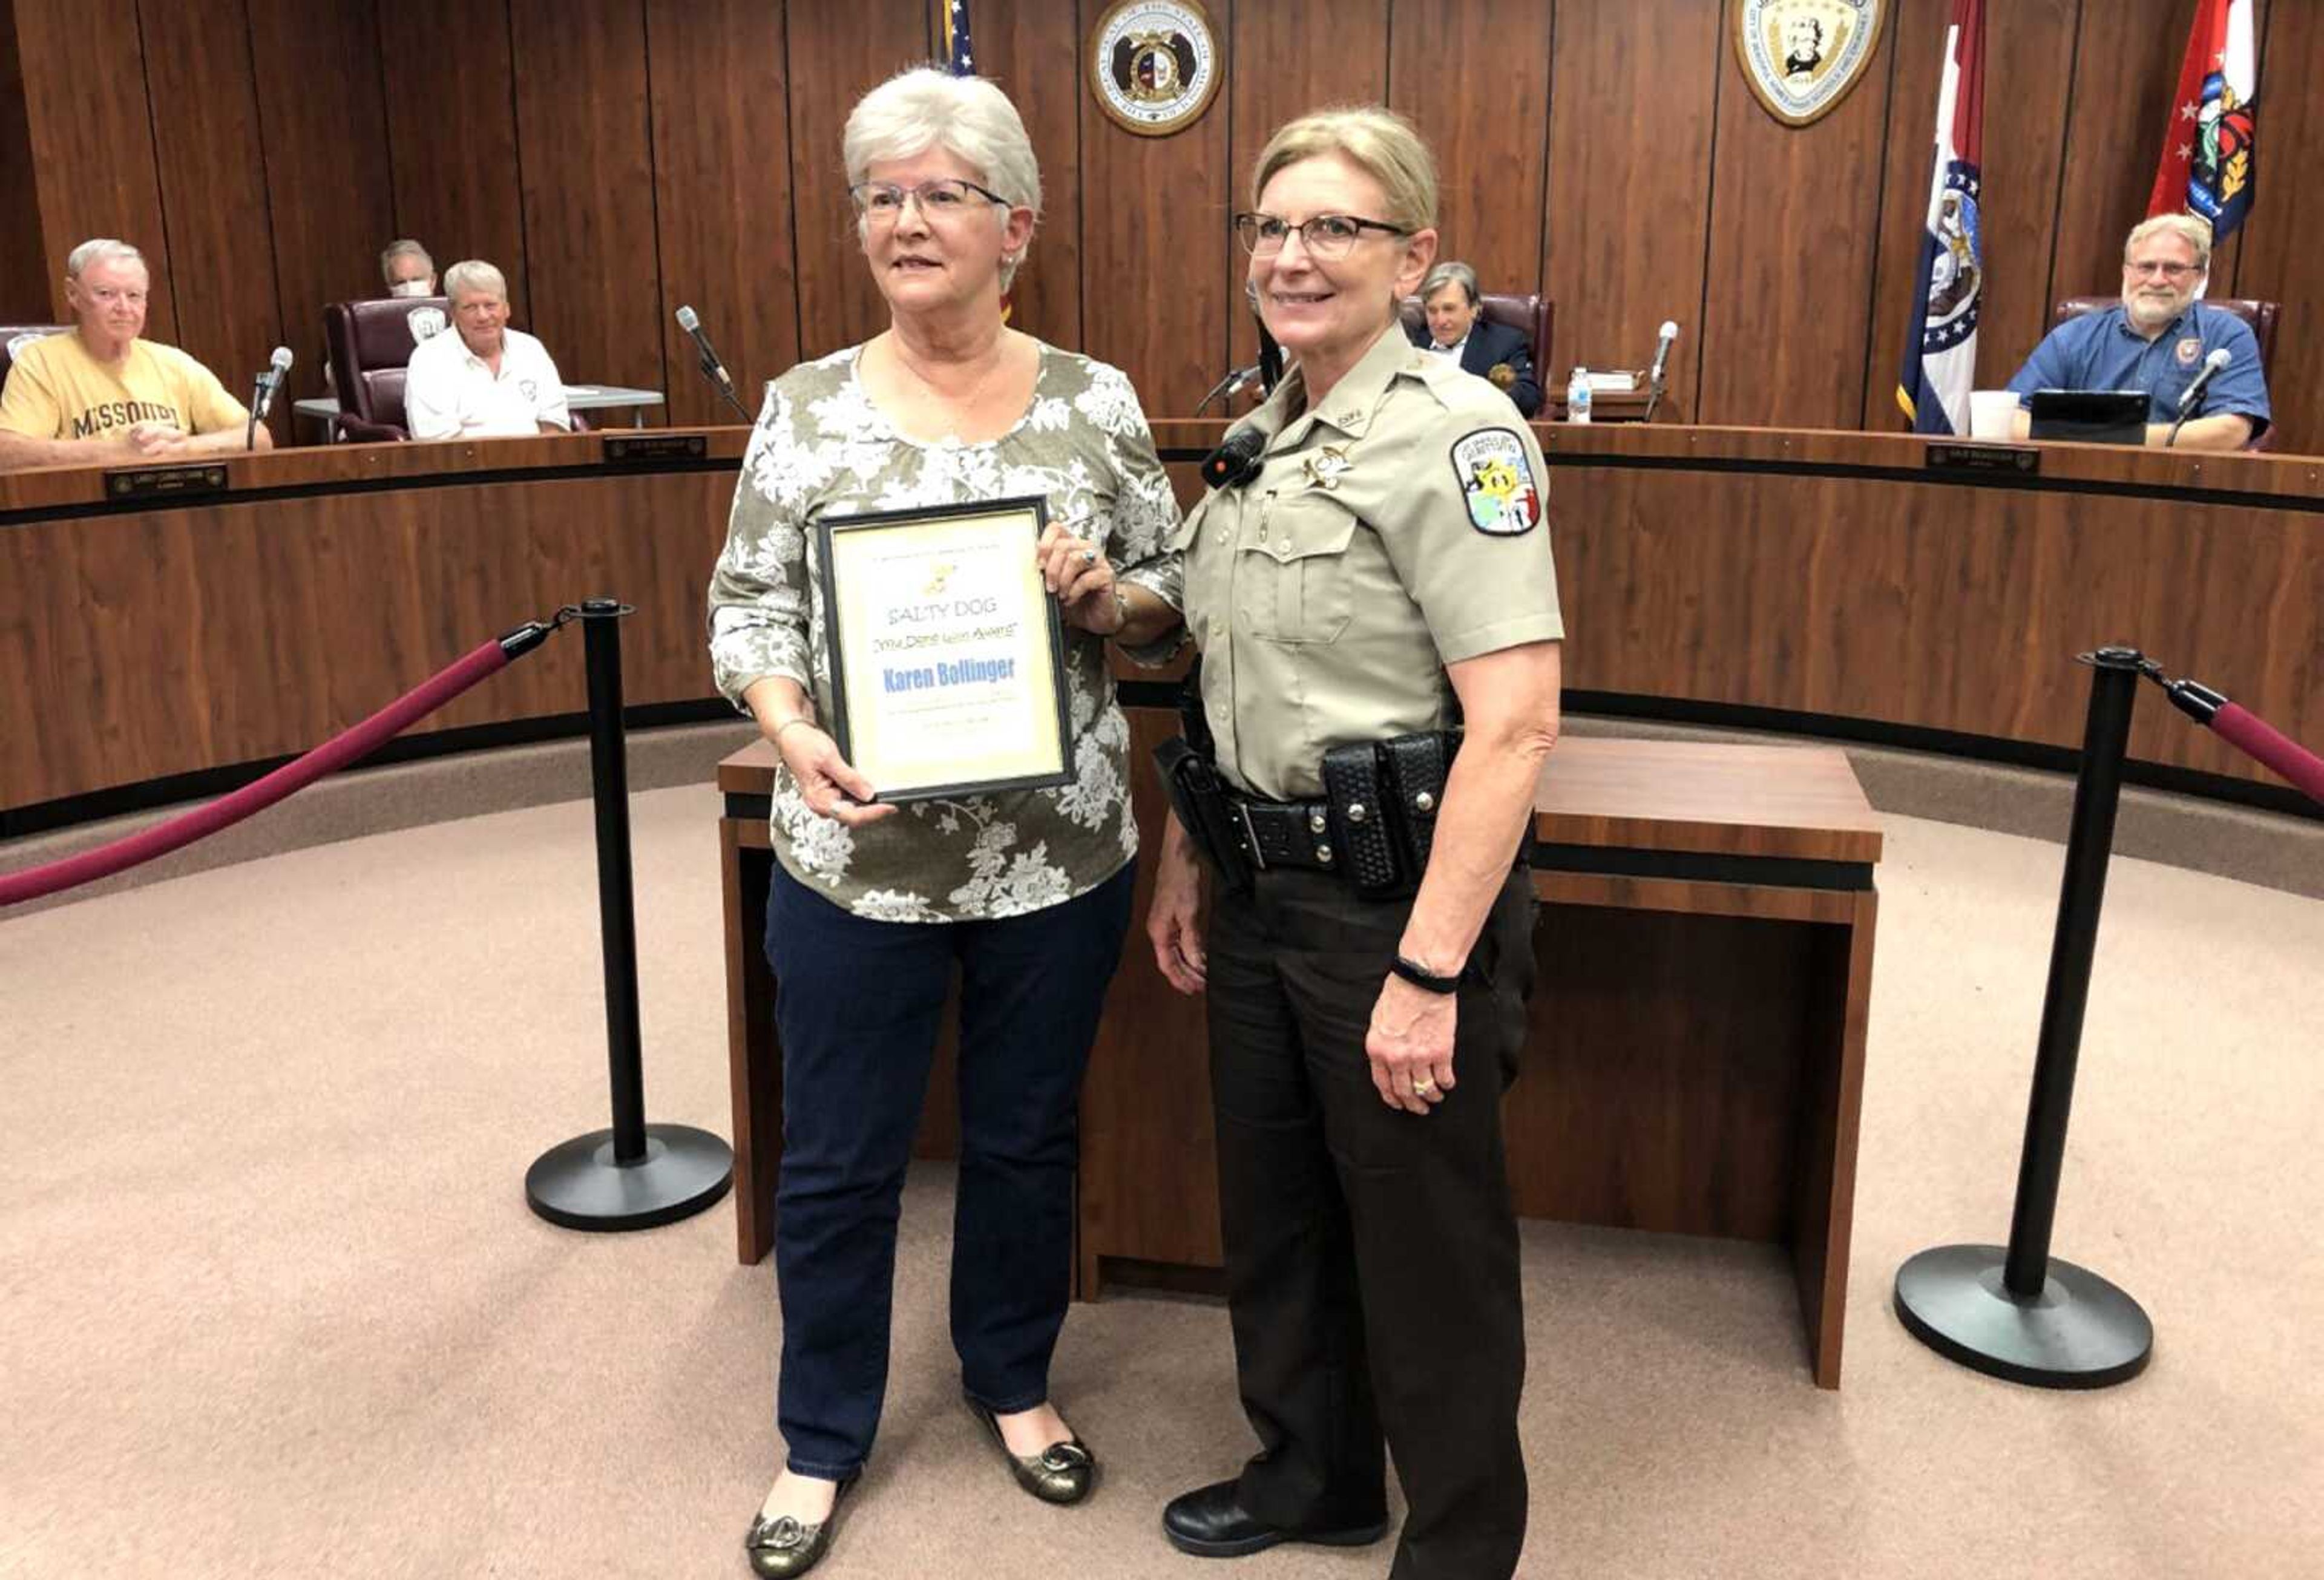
top-left (707, 341), bottom-right (1183, 922)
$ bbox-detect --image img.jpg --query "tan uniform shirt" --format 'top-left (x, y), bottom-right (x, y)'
top-left (1164, 321), bottom-right (1563, 801)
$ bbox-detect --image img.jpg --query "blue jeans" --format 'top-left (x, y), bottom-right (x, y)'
top-left (762, 859), bottom-right (1137, 1478)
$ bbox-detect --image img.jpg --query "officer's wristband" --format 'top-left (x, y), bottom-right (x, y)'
top-left (1390, 952), bottom-right (1462, 995)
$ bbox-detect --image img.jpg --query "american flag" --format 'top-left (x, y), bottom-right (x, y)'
top-left (940, 0), bottom-right (974, 75)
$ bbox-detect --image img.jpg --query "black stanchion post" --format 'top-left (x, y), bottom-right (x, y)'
top-left (585, 598), bottom-right (649, 1165)
top-left (1893, 645), bottom-right (2155, 1388)
top-left (525, 597), bottom-right (733, 1231)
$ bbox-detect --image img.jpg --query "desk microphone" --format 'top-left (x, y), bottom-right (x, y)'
top-left (248, 346), bottom-right (292, 448)
top-left (1198, 364), bottom-right (1261, 414)
top-left (1643, 320), bottom-right (1679, 422)
top-left (675, 304), bottom-right (753, 422)
top-left (2166, 347), bottom-right (2233, 447)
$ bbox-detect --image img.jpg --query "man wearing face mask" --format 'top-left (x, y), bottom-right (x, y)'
top-left (402, 259), bottom-right (571, 441)
top-left (2004, 214), bottom-right (2270, 450)
top-left (380, 239), bottom-right (439, 298)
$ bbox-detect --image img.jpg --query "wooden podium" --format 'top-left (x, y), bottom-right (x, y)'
top-left (717, 732), bottom-right (1882, 1388)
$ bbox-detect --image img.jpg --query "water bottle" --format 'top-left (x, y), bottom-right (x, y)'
top-left (1567, 366), bottom-right (1592, 424)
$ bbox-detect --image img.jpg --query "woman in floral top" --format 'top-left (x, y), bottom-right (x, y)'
top-left (706, 67), bottom-right (1183, 1579)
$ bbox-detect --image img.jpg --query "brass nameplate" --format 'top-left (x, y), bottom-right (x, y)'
top-left (103, 463), bottom-right (229, 500)
top-left (602, 433), bottom-right (706, 464)
top-left (1925, 442), bottom-right (2040, 476)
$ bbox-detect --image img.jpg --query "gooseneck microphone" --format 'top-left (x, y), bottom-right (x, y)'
top-left (2165, 347), bottom-right (2234, 448)
top-left (1197, 364), bottom-right (1262, 414)
top-left (1643, 320), bottom-right (1679, 423)
top-left (248, 345), bottom-right (292, 450)
top-left (675, 304), bottom-right (753, 422)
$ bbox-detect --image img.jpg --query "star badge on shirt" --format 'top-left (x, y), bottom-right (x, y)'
top-left (1301, 445), bottom-right (1351, 491)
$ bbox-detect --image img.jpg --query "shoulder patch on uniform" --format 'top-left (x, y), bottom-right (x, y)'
top-left (1448, 427), bottom-right (1540, 536)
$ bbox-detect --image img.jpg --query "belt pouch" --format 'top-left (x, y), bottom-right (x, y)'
top-left (1379, 729), bottom-right (1459, 878)
top-left (1321, 740), bottom-right (1408, 899)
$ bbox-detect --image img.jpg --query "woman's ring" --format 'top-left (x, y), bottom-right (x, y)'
top-left (1080, 546), bottom-right (1100, 565)
top-left (1413, 1078), bottom-right (1436, 1095)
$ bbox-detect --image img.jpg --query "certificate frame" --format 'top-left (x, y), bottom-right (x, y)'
top-left (814, 495), bottom-right (1073, 804)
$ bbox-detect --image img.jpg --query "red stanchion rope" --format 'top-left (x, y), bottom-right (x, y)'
top-left (2148, 660), bottom-right (2324, 811)
top-left (2208, 702), bottom-right (2324, 807)
top-left (2, 624), bottom-right (554, 910)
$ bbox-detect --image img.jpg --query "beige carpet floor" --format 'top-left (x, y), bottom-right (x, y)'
top-left (3, 787), bottom-right (2320, 1579)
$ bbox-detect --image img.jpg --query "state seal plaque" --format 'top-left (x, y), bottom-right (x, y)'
top-left (1736, 0), bottom-right (1886, 128)
top-left (1088, 0), bottom-right (1220, 138)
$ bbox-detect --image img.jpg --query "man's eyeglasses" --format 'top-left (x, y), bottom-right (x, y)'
top-left (1235, 212), bottom-right (1409, 259)
top-left (2125, 258), bottom-right (2201, 280)
top-left (849, 179), bottom-right (1009, 220)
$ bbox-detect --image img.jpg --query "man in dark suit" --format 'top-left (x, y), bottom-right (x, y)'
top-left (1407, 261), bottom-right (1541, 417)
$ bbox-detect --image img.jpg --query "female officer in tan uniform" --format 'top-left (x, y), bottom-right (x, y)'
top-left (1143, 108), bottom-right (1564, 1580)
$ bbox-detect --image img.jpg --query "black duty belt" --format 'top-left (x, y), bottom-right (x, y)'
top-left (1152, 729), bottom-right (1465, 901)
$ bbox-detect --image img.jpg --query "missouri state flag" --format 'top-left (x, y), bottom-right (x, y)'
top-left (1897, 0), bottom-right (1986, 436)
top-left (2148, 0), bottom-right (2259, 252)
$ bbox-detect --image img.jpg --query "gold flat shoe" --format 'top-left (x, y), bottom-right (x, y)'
top-left (966, 1395), bottom-right (1097, 1505)
top-left (743, 1472), bottom-right (856, 1578)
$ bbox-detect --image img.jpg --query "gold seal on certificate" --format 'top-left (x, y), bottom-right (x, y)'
top-left (815, 496), bottom-right (1073, 802)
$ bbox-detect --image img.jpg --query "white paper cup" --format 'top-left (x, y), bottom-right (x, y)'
top-left (1968, 390), bottom-right (2018, 440)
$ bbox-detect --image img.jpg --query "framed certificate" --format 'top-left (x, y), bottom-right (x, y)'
top-left (815, 496), bottom-right (1073, 802)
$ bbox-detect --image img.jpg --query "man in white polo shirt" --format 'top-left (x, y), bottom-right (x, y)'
top-left (403, 259), bottom-right (571, 440)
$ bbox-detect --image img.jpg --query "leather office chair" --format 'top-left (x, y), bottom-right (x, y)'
top-left (322, 298), bottom-right (588, 442)
top-left (2, 324), bottom-right (70, 385)
top-left (2053, 293), bottom-right (2279, 450)
top-left (324, 296), bottom-right (455, 441)
top-left (1399, 291), bottom-right (1554, 376)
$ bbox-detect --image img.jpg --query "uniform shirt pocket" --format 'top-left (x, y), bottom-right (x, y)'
top-left (1233, 491), bottom-right (1359, 645)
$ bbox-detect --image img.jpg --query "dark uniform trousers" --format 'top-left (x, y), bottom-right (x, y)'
top-left (1206, 862), bottom-right (1536, 1580)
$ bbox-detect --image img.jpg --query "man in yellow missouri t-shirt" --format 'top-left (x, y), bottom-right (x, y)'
top-left (0, 238), bottom-right (268, 470)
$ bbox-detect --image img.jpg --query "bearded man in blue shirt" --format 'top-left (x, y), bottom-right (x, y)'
top-left (2006, 213), bottom-right (2270, 451)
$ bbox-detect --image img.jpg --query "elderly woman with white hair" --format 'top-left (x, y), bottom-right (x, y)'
top-left (706, 66), bottom-right (1181, 1578)
top-left (403, 258), bottom-right (571, 441)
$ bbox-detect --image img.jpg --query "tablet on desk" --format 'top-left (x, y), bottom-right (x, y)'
top-left (2026, 389), bottom-right (2147, 445)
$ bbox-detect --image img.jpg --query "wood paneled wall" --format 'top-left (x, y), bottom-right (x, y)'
top-left (5, 0), bottom-right (2321, 445)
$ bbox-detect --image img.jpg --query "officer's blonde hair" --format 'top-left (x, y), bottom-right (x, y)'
top-left (1251, 107), bottom-right (1438, 234)
top-left (2125, 213), bottom-right (2212, 272)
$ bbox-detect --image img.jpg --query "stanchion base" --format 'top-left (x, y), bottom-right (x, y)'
top-left (525, 1124), bottom-right (734, 1232)
top-left (1894, 1243), bottom-right (2153, 1389)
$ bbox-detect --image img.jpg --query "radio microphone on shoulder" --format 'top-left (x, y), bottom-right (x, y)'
top-left (1202, 426), bottom-right (1267, 490)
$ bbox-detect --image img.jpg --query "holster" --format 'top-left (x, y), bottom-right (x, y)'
top-left (1153, 735), bottom-right (1253, 897)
